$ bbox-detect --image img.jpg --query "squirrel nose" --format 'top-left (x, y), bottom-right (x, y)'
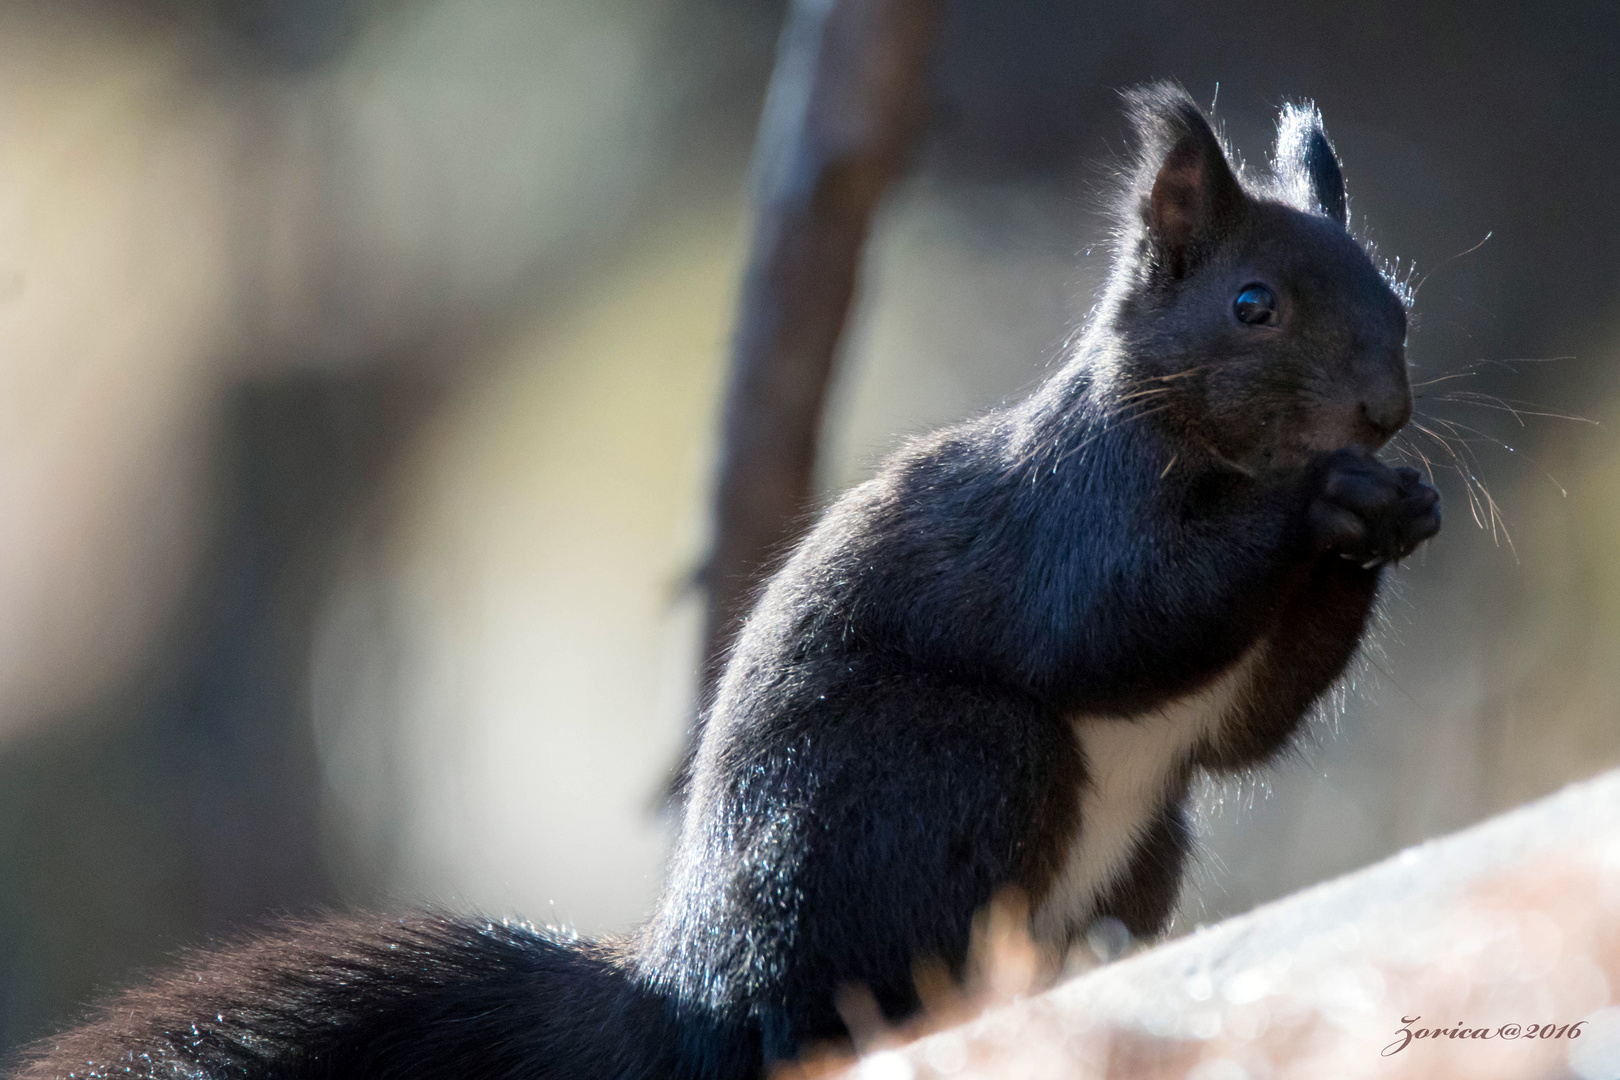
top-left (1358, 387), bottom-right (1412, 445)
top-left (1352, 344), bottom-right (1413, 448)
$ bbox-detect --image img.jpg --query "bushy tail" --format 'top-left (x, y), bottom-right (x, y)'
top-left (13, 913), bottom-right (729, 1080)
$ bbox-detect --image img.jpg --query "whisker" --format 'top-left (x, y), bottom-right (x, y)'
top-left (1112, 386), bottom-right (1176, 404)
top-left (1047, 403), bottom-right (1176, 472)
top-left (1386, 434), bottom-right (1438, 487)
top-left (1409, 372), bottom-right (1481, 389)
top-left (1416, 391), bottom-right (1599, 427)
top-left (1412, 410), bottom-right (1569, 497)
top-left (1408, 355), bottom-right (1576, 389)
top-left (1005, 360), bottom-right (1232, 477)
top-left (1407, 419), bottom-right (1487, 530)
top-left (1406, 418), bottom-right (1516, 557)
top-left (1425, 394), bottom-right (1524, 427)
top-left (1409, 230), bottom-right (1492, 301)
top-left (1416, 412), bottom-right (1493, 473)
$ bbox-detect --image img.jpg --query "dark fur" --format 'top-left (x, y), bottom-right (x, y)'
top-left (14, 85), bottom-right (1438, 1080)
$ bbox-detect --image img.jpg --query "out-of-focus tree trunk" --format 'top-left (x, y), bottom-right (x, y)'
top-left (675, 0), bottom-right (941, 796)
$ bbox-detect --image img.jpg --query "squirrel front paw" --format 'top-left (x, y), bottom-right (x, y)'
top-left (1308, 449), bottom-right (1441, 567)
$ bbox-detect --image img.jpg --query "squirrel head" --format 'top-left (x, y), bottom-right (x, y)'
top-left (1101, 84), bottom-right (1411, 473)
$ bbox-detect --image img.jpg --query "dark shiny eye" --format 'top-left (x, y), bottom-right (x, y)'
top-left (1233, 284), bottom-right (1279, 326)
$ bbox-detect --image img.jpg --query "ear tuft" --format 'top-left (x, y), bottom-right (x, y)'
top-left (1122, 83), bottom-right (1246, 279)
top-left (1275, 102), bottom-right (1348, 227)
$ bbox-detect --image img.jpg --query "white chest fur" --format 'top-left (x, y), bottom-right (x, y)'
top-left (1029, 645), bottom-right (1263, 949)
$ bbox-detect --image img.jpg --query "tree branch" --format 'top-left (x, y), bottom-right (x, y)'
top-left (673, 0), bottom-right (941, 797)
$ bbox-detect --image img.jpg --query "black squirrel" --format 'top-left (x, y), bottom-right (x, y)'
top-left (15, 84), bottom-right (1439, 1080)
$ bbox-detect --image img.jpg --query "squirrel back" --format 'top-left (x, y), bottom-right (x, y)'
top-left (14, 84), bottom-right (1438, 1080)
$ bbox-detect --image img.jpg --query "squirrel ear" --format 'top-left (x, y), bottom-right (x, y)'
top-left (1275, 103), bottom-right (1348, 227)
top-left (1125, 84), bottom-right (1245, 279)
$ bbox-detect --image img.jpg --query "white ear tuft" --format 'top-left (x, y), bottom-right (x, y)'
top-left (1275, 102), bottom-right (1348, 227)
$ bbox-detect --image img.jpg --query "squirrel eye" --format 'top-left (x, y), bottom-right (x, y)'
top-left (1233, 284), bottom-right (1279, 326)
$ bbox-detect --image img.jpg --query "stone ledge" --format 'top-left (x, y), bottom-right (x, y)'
top-left (858, 768), bottom-right (1620, 1079)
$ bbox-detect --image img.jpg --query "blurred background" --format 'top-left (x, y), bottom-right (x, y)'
top-left (1, 0), bottom-right (1618, 1051)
